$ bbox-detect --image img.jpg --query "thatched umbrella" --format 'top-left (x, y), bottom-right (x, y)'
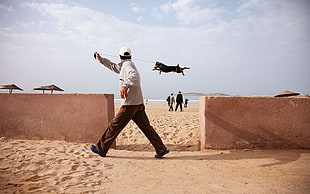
top-left (1, 84), bottom-right (23, 93)
top-left (274, 90), bottom-right (300, 97)
top-left (33, 85), bottom-right (64, 94)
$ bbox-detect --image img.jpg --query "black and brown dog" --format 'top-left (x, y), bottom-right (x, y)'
top-left (153, 62), bottom-right (190, 76)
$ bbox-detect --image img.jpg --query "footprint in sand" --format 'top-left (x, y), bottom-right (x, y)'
top-left (71, 165), bottom-right (78, 171)
top-left (60, 176), bottom-right (72, 182)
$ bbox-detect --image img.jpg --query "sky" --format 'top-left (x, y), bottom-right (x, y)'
top-left (0, 0), bottom-right (309, 99)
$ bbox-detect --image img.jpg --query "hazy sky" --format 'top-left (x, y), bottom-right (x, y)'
top-left (1, 0), bottom-right (309, 98)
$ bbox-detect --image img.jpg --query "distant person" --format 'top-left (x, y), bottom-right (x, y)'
top-left (168, 93), bottom-right (175, 111)
top-left (175, 91), bottom-right (183, 111)
top-left (91, 47), bottom-right (169, 159)
top-left (184, 98), bottom-right (189, 108)
top-left (166, 95), bottom-right (170, 107)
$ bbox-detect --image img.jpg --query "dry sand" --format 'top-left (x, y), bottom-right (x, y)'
top-left (0, 103), bottom-right (309, 193)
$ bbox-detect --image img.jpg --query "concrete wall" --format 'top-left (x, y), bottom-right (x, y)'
top-left (0, 94), bottom-right (114, 143)
top-left (199, 96), bottom-right (310, 150)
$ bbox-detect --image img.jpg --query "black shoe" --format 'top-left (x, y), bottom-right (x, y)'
top-left (90, 145), bottom-right (106, 157)
top-left (155, 150), bottom-right (169, 159)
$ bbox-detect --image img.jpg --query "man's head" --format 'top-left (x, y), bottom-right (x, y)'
top-left (119, 46), bottom-right (132, 60)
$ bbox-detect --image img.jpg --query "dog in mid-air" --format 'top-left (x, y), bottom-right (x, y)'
top-left (153, 62), bottom-right (190, 76)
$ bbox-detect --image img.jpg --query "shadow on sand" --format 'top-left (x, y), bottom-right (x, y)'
top-left (108, 144), bottom-right (307, 167)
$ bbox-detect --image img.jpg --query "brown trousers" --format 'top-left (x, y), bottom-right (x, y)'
top-left (96, 104), bottom-right (167, 155)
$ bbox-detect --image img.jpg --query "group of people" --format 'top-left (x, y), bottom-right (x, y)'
top-left (166, 91), bottom-right (189, 111)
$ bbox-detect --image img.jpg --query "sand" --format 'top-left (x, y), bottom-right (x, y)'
top-left (115, 103), bottom-right (200, 152)
top-left (0, 103), bottom-right (309, 193)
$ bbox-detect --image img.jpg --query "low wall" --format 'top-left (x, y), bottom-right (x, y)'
top-left (199, 96), bottom-right (310, 149)
top-left (0, 94), bottom-right (114, 143)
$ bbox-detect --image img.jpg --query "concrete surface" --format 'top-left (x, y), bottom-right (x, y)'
top-left (0, 94), bottom-right (114, 143)
top-left (199, 96), bottom-right (310, 149)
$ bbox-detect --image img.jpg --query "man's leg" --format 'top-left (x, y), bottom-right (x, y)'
top-left (169, 103), bottom-right (173, 111)
top-left (132, 105), bottom-right (167, 155)
top-left (96, 105), bottom-right (138, 155)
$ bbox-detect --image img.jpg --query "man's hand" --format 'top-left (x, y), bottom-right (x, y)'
top-left (94, 52), bottom-right (102, 61)
top-left (120, 87), bottom-right (128, 99)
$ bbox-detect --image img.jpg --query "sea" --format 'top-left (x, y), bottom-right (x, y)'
top-left (114, 98), bottom-right (199, 104)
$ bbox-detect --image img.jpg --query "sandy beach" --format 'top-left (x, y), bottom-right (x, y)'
top-left (0, 103), bottom-right (309, 193)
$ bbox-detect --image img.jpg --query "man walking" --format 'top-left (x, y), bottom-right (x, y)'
top-left (168, 93), bottom-right (175, 111)
top-left (91, 47), bottom-right (169, 158)
top-left (175, 91), bottom-right (183, 111)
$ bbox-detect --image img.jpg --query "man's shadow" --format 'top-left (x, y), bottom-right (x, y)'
top-left (166, 149), bottom-right (304, 167)
top-left (108, 145), bottom-right (305, 167)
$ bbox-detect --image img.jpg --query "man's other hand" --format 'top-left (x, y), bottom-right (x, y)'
top-left (120, 87), bottom-right (128, 99)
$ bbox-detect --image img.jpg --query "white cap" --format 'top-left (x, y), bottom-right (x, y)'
top-left (119, 46), bottom-right (132, 57)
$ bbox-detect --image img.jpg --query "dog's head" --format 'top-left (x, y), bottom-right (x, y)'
top-left (154, 62), bottom-right (161, 68)
top-left (155, 61), bottom-right (166, 68)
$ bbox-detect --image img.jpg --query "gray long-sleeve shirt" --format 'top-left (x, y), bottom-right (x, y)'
top-left (99, 58), bottom-right (144, 106)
